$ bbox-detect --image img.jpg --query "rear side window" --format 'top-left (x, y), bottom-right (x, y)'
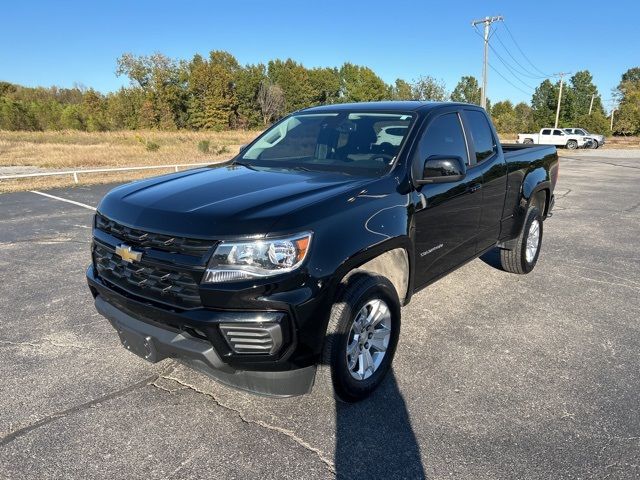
top-left (542, 129), bottom-right (551, 135)
top-left (465, 110), bottom-right (496, 164)
top-left (412, 113), bottom-right (468, 179)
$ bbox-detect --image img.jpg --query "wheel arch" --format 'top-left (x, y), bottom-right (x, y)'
top-left (329, 236), bottom-right (414, 308)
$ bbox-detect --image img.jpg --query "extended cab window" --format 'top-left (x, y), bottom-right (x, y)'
top-left (413, 113), bottom-right (468, 178)
top-left (464, 110), bottom-right (496, 164)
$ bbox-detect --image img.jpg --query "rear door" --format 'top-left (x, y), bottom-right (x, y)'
top-left (540, 129), bottom-right (553, 144)
top-left (412, 110), bottom-right (483, 287)
top-left (553, 129), bottom-right (567, 146)
top-left (461, 109), bottom-right (508, 252)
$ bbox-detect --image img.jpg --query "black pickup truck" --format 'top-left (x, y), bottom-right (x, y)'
top-left (87, 101), bottom-right (558, 402)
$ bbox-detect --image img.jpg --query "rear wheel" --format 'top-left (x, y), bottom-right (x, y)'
top-left (523, 138), bottom-right (534, 144)
top-left (321, 274), bottom-right (401, 403)
top-left (567, 140), bottom-right (578, 149)
top-left (500, 205), bottom-right (543, 274)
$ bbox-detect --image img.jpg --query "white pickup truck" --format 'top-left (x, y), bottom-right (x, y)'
top-left (517, 128), bottom-right (588, 150)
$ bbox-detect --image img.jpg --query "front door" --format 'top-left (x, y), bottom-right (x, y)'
top-left (412, 111), bottom-right (483, 288)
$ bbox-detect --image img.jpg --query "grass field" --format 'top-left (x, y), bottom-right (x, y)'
top-left (0, 130), bottom-right (638, 193)
top-left (0, 130), bottom-right (261, 192)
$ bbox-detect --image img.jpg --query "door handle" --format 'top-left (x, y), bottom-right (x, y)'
top-left (468, 183), bottom-right (482, 193)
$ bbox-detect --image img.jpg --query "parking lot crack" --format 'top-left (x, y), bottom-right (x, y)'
top-left (154, 375), bottom-right (337, 475)
top-left (1, 374), bottom-right (161, 446)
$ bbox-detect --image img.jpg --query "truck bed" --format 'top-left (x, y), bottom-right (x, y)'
top-left (502, 143), bottom-right (557, 161)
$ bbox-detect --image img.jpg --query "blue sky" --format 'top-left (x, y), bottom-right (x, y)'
top-left (1, 0), bottom-right (638, 109)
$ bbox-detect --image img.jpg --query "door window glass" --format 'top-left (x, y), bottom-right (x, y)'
top-left (413, 113), bottom-right (468, 178)
top-left (464, 110), bottom-right (497, 164)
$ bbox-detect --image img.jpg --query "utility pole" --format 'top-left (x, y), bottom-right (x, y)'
top-left (588, 94), bottom-right (595, 115)
top-left (553, 72), bottom-right (570, 128)
top-left (471, 15), bottom-right (503, 110)
top-left (610, 108), bottom-right (616, 131)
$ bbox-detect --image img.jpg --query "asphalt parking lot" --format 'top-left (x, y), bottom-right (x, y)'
top-left (1, 153), bottom-right (639, 479)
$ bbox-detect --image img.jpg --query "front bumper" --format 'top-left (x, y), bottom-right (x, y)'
top-left (88, 267), bottom-right (316, 397)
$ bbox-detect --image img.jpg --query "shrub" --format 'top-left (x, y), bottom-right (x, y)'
top-left (198, 140), bottom-right (210, 153)
top-left (145, 140), bottom-right (160, 151)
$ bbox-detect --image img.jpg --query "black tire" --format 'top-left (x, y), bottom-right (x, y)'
top-left (590, 140), bottom-right (599, 149)
top-left (321, 274), bottom-right (401, 403)
top-left (567, 140), bottom-right (578, 150)
top-left (523, 138), bottom-right (534, 144)
top-left (499, 205), bottom-right (543, 274)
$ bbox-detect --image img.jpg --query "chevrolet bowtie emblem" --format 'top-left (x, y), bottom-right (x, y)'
top-left (115, 244), bottom-right (143, 263)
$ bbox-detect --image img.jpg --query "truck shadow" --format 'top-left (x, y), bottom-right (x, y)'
top-left (333, 370), bottom-right (426, 479)
top-left (479, 247), bottom-right (505, 271)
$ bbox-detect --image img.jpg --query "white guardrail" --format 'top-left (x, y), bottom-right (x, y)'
top-left (0, 162), bottom-right (211, 184)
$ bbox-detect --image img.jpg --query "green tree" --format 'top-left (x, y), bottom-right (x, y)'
top-left (309, 67), bottom-right (341, 105)
top-left (268, 59), bottom-right (315, 111)
top-left (0, 97), bottom-right (39, 130)
top-left (411, 76), bottom-right (447, 101)
top-left (392, 79), bottom-right (413, 100)
top-left (450, 76), bottom-right (481, 105)
top-left (513, 102), bottom-right (535, 133)
top-left (613, 67), bottom-right (640, 135)
top-left (531, 79), bottom-right (558, 129)
top-left (234, 63), bottom-right (267, 129)
top-left (82, 89), bottom-right (108, 131)
top-left (339, 63), bottom-right (390, 102)
top-left (491, 100), bottom-right (516, 133)
top-left (106, 87), bottom-right (144, 130)
top-left (569, 71), bottom-right (605, 119)
top-left (60, 104), bottom-right (85, 130)
top-left (186, 51), bottom-right (239, 130)
top-left (116, 52), bottom-right (188, 129)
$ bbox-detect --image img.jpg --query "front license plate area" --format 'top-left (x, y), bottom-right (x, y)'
top-left (115, 324), bottom-right (160, 363)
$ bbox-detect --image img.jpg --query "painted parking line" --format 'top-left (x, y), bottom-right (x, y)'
top-left (30, 190), bottom-right (97, 211)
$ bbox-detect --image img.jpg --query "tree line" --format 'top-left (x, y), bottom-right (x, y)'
top-left (1, 50), bottom-right (638, 135)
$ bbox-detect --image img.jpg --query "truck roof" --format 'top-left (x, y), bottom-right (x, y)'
top-left (300, 101), bottom-right (475, 114)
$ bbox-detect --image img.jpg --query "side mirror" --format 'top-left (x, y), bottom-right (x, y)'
top-left (417, 155), bottom-right (466, 184)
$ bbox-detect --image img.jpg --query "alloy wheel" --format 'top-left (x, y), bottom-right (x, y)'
top-left (346, 299), bottom-right (392, 380)
top-left (525, 219), bottom-right (541, 263)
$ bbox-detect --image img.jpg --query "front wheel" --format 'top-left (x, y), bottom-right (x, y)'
top-left (500, 205), bottom-right (543, 274)
top-left (590, 140), bottom-right (599, 149)
top-left (322, 274), bottom-right (401, 402)
top-left (567, 140), bottom-right (578, 149)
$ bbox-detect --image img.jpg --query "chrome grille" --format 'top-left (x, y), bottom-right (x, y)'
top-left (95, 213), bottom-right (213, 257)
top-left (93, 243), bottom-right (202, 309)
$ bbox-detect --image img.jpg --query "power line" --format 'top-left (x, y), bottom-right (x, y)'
top-left (501, 21), bottom-right (552, 77)
top-left (488, 62), bottom-right (534, 97)
top-left (472, 25), bottom-right (536, 92)
top-left (493, 29), bottom-right (549, 80)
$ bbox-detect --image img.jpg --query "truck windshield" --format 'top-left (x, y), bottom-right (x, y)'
top-left (239, 112), bottom-right (414, 175)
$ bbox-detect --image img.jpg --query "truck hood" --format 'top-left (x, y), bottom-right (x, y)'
top-left (97, 163), bottom-right (371, 238)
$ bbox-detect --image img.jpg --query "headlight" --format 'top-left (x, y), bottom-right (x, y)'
top-left (202, 232), bottom-right (312, 283)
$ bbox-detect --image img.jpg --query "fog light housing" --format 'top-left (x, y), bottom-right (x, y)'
top-left (219, 322), bottom-right (283, 355)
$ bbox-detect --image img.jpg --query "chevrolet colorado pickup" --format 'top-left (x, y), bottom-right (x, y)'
top-left (87, 102), bottom-right (558, 402)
